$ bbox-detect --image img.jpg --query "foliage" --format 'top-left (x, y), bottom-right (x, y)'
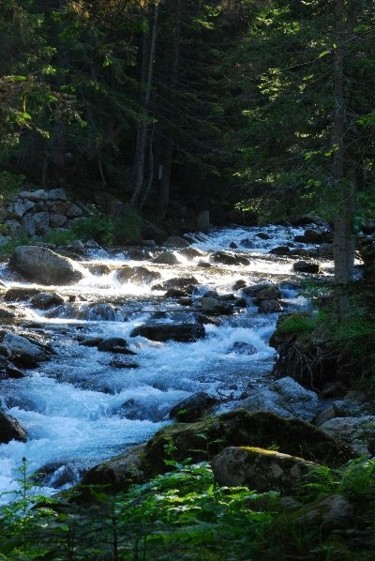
top-left (276, 312), bottom-right (318, 339)
top-left (0, 171), bottom-right (25, 203)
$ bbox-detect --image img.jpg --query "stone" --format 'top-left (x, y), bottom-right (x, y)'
top-left (232, 279), bottom-right (247, 290)
top-left (302, 229), bottom-right (325, 244)
top-left (66, 203), bottom-right (84, 218)
top-left (130, 323), bottom-right (205, 343)
top-left (152, 251), bottom-right (181, 265)
top-left (11, 200), bottom-right (35, 217)
top-left (258, 300), bottom-right (283, 313)
top-left (296, 494), bottom-right (353, 531)
top-left (211, 446), bottom-right (317, 493)
top-left (211, 251), bottom-right (250, 266)
top-left (0, 411), bottom-right (27, 443)
top-left (270, 246), bottom-right (291, 255)
top-left (163, 236), bottom-right (190, 248)
top-left (47, 188), bottom-right (67, 201)
top-left (242, 377), bottom-right (319, 422)
top-left (200, 296), bottom-right (234, 315)
top-left (4, 219), bottom-right (23, 237)
top-left (33, 212), bottom-right (50, 234)
top-left (81, 444), bottom-right (147, 494)
top-left (18, 189), bottom-right (48, 201)
top-left (20, 214), bottom-right (36, 236)
top-left (87, 263), bottom-right (112, 275)
top-left (229, 342), bottom-right (258, 355)
top-left (4, 287), bottom-right (41, 302)
top-left (154, 276), bottom-right (199, 292)
top-left (169, 392), bottom-right (218, 422)
top-left (115, 265), bottom-right (161, 284)
top-left (178, 247), bottom-right (205, 260)
top-left (254, 286), bottom-right (282, 303)
top-left (97, 337), bottom-right (136, 355)
top-left (319, 415), bottom-right (375, 456)
top-left (142, 410), bottom-right (354, 477)
top-left (293, 261), bottom-right (320, 274)
top-left (0, 331), bottom-right (49, 366)
top-left (242, 282), bottom-right (278, 298)
top-left (30, 292), bottom-right (64, 309)
top-left (49, 213), bottom-right (67, 227)
top-left (9, 246), bottom-right (84, 285)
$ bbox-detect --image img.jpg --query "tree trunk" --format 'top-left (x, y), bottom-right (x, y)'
top-left (131, 2), bottom-right (159, 208)
top-left (333, 0), bottom-right (354, 286)
top-left (157, 0), bottom-right (182, 219)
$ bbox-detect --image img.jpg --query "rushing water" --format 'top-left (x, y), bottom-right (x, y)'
top-left (0, 224), bottom-right (331, 501)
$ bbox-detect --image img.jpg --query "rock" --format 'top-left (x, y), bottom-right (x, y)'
top-left (169, 392), bottom-right (218, 422)
top-left (270, 246), bottom-right (291, 255)
top-left (81, 303), bottom-right (122, 321)
top-left (20, 214), bottom-right (36, 236)
top-left (0, 331), bottom-right (49, 366)
top-left (115, 265), bottom-right (161, 284)
top-left (9, 246), bottom-right (84, 285)
top-left (163, 236), bottom-right (190, 248)
top-left (289, 213), bottom-right (330, 228)
top-left (81, 444), bottom-right (146, 494)
top-left (152, 251), bottom-right (181, 265)
top-left (254, 286), bottom-right (282, 303)
top-left (47, 188), bottom-right (67, 201)
top-left (256, 232), bottom-right (271, 240)
top-left (232, 279), bottom-right (247, 290)
top-left (179, 247), bottom-right (205, 260)
top-left (109, 357), bottom-right (139, 369)
top-left (87, 263), bottom-right (112, 275)
top-left (242, 282), bottom-right (278, 298)
top-left (319, 415), bottom-right (375, 456)
top-left (30, 292), bottom-right (64, 309)
top-left (142, 410), bottom-right (354, 477)
top-left (258, 300), bottom-right (283, 313)
top-left (66, 203), bottom-right (83, 218)
top-left (18, 189), bottom-right (48, 201)
top-left (200, 296), bottom-right (234, 315)
top-left (211, 446), bottom-right (317, 493)
top-left (11, 200), bottom-right (35, 217)
top-left (293, 261), bottom-right (320, 274)
top-left (97, 338), bottom-right (136, 355)
top-left (153, 276), bottom-right (198, 292)
top-left (4, 219), bottom-right (23, 237)
top-left (33, 212), bottom-right (50, 234)
top-left (302, 229), bottom-right (325, 244)
top-left (242, 377), bottom-right (319, 422)
top-left (164, 288), bottom-right (186, 298)
top-left (211, 251), bottom-right (250, 266)
top-left (0, 411), bottom-right (27, 443)
top-left (296, 494), bottom-right (353, 532)
top-left (229, 342), bottom-right (258, 355)
top-left (130, 324), bottom-right (205, 343)
top-left (49, 213), bottom-right (67, 227)
top-left (229, 241), bottom-right (238, 249)
top-left (4, 287), bottom-right (41, 302)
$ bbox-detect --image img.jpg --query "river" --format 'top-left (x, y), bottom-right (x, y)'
top-left (0, 224), bottom-right (330, 501)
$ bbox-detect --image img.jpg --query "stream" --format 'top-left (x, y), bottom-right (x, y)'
top-left (0, 224), bottom-right (332, 501)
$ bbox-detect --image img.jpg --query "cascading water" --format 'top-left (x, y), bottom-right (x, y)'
top-left (0, 224), bottom-right (330, 501)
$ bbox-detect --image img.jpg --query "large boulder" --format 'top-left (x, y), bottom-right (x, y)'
top-left (169, 392), bottom-right (218, 423)
top-left (211, 251), bottom-right (250, 266)
top-left (115, 265), bottom-right (161, 284)
top-left (0, 331), bottom-right (49, 366)
top-left (142, 409), bottom-right (354, 476)
top-left (130, 323), bottom-right (205, 343)
top-left (211, 446), bottom-right (317, 493)
top-left (0, 411), bottom-right (27, 443)
top-left (9, 246), bottom-right (84, 285)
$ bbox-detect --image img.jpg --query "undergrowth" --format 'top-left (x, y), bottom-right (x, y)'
top-left (0, 458), bottom-right (374, 561)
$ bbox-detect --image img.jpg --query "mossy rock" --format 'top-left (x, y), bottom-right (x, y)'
top-left (269, 312), bottom-right (318, 349)
top-left (142, 409), bottom-right (355, 477)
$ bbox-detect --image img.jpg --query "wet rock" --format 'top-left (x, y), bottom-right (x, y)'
top-left (211, 446), bottom-right (317, 493)
top-left (163, 236), bottom-right (190, 248)
top-left (109, 357), bottom-right (139, 368)
top-left (82, 303), bottom-right (122, 321)
top-left (152, 251), bottom-right (181, 265)
top-left (211, 251), bottom-right (250, 266)
top-left (254, 286), bottom-right (282, 303)
top-left (289, 213), bottom-right (330, 228)
top-left (164, 288), bottom-right (186, 298)
top-left (30, 292), bottom-right (64, 309)
top-left (200, 296), bottom-right (234, 315)
top-left (154, 276), bottom-right (199, 293)
top-left (143, 409), bottom-right (354, 477)
top-left (115, 265), bottom-right (161, 284)
top-left (242, 282), bottom-right (278, 298)
top-left (229, 342), bottom-right (258, 355)
top-left (0, 411), bottom-right (27, 443)
top-left (97, 338), bottom-right (136, 355)
top-left (256, 232), bottom-right (271, 240)
top-left (179, 296), bottom-right (193, 306)
top-left (301, 229), bottom-right (325, 244)
top-left (270, 246), bottom-right (291, 255)
top-left (242, 377), bottom-right (319, 422)
top-left (258, 299), bottom-right (283, 313)
top-left (229, 241), bottom-right (238, 249)
top-left (179, 247), bottom-right (205, 260)
top-left (169, 392), bottom-right (218, 422)
top-left (35, 462), bottom-right (83, 489)
top-left (293, 260), bottom-right (320, 274)
top-left (87, 263), bottom-right (112, 275)
top-left (232, 279), bottom-right (247, 290)
top-left (197, 314), bottom-right (221, 326)
top-left (9, 246), bottom-right (83, 285)
top-left (0, 331), bottom-right (49, 366)
top-left (130, 323), bottom-right (205, 343)
top-left (4, 287), bottom-right (41, 302)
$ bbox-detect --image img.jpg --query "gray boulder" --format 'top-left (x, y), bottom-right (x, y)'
top-left (0, 411), bottom-right (27, 443)
top-left (9, 246), bottom-right (84, 285)
top-left (131, 323), bottom-right (205, 343)
top-left (0, 331), bottom-right (49, 366)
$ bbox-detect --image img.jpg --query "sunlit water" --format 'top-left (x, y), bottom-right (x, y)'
top-left (0, 224), bottom-right (330, 502)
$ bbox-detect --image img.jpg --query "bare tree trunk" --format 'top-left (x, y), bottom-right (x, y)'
top-left (157, 0), bottom-right (182, 219)
top-left (131, 2), bottom-right (159, 207)
top-left (333, 0), bottom-right (355, 317)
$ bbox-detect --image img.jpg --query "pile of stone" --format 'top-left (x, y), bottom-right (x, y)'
top-left (0, 187), bottom-right (88, 243)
